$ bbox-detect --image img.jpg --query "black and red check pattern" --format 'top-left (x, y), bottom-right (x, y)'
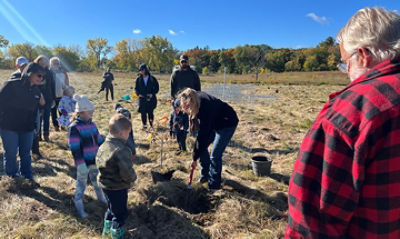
top-left (286, 60), bottom-right (400, 238)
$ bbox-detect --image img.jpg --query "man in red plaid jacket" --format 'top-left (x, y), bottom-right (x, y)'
top-left (286, 7), bottom-right (400, 238)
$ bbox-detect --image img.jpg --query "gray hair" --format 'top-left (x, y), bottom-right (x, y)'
top-left (49, 57), bottom-right (60, 67)
top-left (337, 7), bottom-right (400, 63)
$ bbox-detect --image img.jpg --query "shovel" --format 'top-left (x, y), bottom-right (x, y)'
top-left (184, 165), bottom-right (195, 211)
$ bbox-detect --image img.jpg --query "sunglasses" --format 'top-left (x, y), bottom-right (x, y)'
top-left (180, 60), bottom-right (188, 63)
top-left (36, 74), bottom-right (44, 79)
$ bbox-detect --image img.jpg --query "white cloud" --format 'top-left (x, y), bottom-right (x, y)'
top-left (179, 30), bottom-right (185, 34)
top-left (168, 29), bottom-right (176, 35)
top-left (306, 13), bottom-right (328, 24)
top-left (133, 29), bottom-right (141, 34)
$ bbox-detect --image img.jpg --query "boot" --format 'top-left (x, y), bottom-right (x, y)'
top-left (43, 132), bottom-right (50, 142)
top-left (95, 187), bottom-right (107, 205)
top-left (74, 199), bottom-right (88, 218)
top-left (111, 227), bottom-right (124, 239)
top-left (102, 220), bottom-right (112, 238)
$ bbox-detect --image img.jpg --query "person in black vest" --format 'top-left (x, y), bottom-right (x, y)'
top-left (178, 88), bottom-right (238, 190)
top-left (0, 62), bottom-right (45, 183)
top-left (170, 55), bottom-right (201, 99)
top-left (135, 64), bottom-right (159, 129)
top-left (100, 67), bottom-right (114, 101)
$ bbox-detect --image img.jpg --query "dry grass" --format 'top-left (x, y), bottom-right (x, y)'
top-left (0, 69), bottom-right (345, 238)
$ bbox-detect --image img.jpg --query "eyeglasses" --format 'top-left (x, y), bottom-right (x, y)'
top-left (337, 52), bottom-right (357, 74)
top-left (180, 60), bottom-right (188, 64)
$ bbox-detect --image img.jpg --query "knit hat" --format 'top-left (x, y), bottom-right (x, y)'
top-left (138, 63), bottom-right (148, 71)
top-left (16, 57), bottom-right (28, 68)
top-left (115, 103), bottom-right (131, 119)
top-left (173, 98), bottom-right (180, 109)
top-left (73, 94), bottom-right (95, 112)
top-left (180, 55), bottom-right (189, 62)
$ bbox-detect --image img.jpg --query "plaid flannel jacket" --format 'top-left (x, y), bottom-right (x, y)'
top-left (286, 60), bottom-right (400, 238)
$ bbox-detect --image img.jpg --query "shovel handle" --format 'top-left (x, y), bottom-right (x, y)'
top-left (188, 166), bottom-right (195, 186)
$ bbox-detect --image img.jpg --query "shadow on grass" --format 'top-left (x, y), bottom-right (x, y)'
top-left (5, 183), bottom-right (106, 232)
top-left (223, 179), bottom-right (288, 211)
top-left (269, 173), bottom-right (290, 185)
top-left (133, 155), bottom-right (151, 165)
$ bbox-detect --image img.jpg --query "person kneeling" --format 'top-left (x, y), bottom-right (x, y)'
top-left (97, 114), bottom-right (137, 239)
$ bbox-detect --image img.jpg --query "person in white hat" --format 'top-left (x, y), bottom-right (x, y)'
top-left (67, 94), bottom-right (106, 218)
top-left (10, 56), bottom-right (29, 79)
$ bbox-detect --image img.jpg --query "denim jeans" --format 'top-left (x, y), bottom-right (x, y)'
top-left (199, 126), bottom-right (236, 189)
top-left (103, 188), bottom-right (128, 229)
top-left (1, 129), bottom-right (34, 179)
top-left (74, 164), bottom-right (102, 202)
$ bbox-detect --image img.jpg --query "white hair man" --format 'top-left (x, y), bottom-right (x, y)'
top-left (286, 7), bottom-right (400, 238)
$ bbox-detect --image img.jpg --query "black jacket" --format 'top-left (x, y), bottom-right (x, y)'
top-left (193, 91), bottom-right (238, 161)
top-left (135, 74), bottom-right (159, 113)
top-left (39, 68), bottom-right (56, 105)
top-left (170, 68), bottom-right (201, 98)
top-left (102, 72), bottom-right (114, 87)
top-left (0, 70), bottom-right (41, 132)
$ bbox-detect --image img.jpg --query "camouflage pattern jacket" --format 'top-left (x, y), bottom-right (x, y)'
top-left (96, 136), bottom-right (137, 190)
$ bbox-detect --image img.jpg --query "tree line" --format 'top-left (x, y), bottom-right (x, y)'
top-left (0, 34), bottom-right (340, 74)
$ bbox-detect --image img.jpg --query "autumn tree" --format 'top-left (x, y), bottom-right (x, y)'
top-left (7, 43), bottom-right (37, 61)
top-left (86, 38), bottom-right (112, 68)
top-left (53, 46), bottom-right (81, 71)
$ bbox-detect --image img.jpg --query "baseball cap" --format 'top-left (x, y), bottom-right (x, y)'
top-left (16, 57), bottom-right (28, 68)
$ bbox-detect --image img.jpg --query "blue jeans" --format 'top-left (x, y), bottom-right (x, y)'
top-left (1, 129), bottom-right (34, 179)
top-left (199, 126), bottom-right (236, 189)
top-left (103, 188), bottom-right (128, 229)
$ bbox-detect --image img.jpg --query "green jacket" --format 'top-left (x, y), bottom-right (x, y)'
top-left (96, 136), bottom-right (137, 190)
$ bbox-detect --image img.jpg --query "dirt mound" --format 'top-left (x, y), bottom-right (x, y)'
top-left (138, 180), bottom-right (213, 214)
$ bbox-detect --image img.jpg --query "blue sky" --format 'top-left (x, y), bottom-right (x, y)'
top-left (0, 0), bottom-right (398, 53)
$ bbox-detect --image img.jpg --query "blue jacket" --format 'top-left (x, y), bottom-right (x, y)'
top-left (169, 111), bottom-right (189, 133)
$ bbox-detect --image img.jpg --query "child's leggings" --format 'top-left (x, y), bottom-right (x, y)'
top-left (75, 164), bottom-right (102, 202)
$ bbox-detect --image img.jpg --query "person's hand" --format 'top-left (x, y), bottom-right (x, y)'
top-left (139, 94), bottom-right (144, 98)
top-left (191, 160), bottom-right (197, 170)
top-left (130, 155), bottom-right (135, 162)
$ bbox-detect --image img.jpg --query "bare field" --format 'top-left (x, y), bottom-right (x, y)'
top-left (0, 70), bottom-right (345, 238)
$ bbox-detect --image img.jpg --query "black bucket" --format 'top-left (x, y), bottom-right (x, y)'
top-left (251, 156), bottom-right (272, 176)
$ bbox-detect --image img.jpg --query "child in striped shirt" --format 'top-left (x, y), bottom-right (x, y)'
top-left (67, 94), bottom-right (106, 218)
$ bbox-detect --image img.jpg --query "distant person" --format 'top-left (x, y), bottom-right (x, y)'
top-left (286, 7), bottom-right (400, 238)
top-left (11, 56), bottom-right (28, 79)
top-left (57, 86), bottom-right (76, 130)
top-left (170, 54), bottom-right (201, 99)
top-left (135, 64), bottom-right (159, 129)
top-left (97, 114), bottom-right (137, 239)
top-left (0, 62), bottom-right (45, 184)
top-left (50, 57), bottom-right (69, 132)
top-left (178, 88), bottom-right (238, 190)
top-left (99, 67), bottom-right (114, 101)
top-left (34, 55), bottom-right (56, 142)
top-left (169, 98), bottom-right (189, 154)
top-left (67, 94), bottom-right (106, 218)
top-left (115, 103), bottom-right (136, 161)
